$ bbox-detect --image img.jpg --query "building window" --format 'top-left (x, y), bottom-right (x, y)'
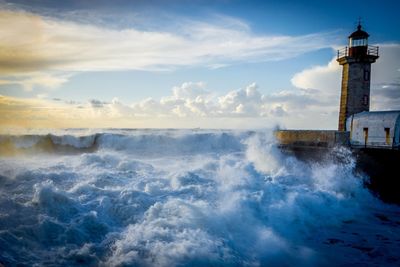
top-left (363, 128), bottom-right (368, 147)
top-left (364, 70), bottom-right (370, 81)
top-left (385, 128), bottom-right (391, 145)
top-left (350, 38), bottom-right (367, 47)
top-left (363, 95), bottom-right (369, 106)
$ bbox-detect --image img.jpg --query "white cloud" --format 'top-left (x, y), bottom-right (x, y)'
top-left (0, 72), bottom-right (69, 91)
top-left (2, 10), bottom-right (397, 130)
top-left (79, 81), bottom-right (336, 129)
top-left (3, 41), bottom-right (398, 129)
top-left (291, 58), bottom-right (341, 95)
top-left (124, 82), bottom-right (271, 119)
top-left (172, 82), bottom-right (208, 99)
top-left (0, 80), bottom-right (360, 129)
top-left (217, 83), bottom-right (266, 116)
top-left (269, 105), bottom-right (288, 117)
top-left (290, 44), bottom-right (400, 118)
top-left (370, 44), bottom-right (400, 110)
top-left (0, 9), bottom-right (336, 89)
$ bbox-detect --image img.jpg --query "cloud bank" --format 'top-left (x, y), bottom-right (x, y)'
top-left (1, 8), bottom-right (398, 130)
top-left (0, 9), bottom-right (335, 89)
top-left (0, 81), bottom-right (335, 130)
top-left (291, 44), bottom-right (400, 112)
top-left (2, 44), bottom-right (399, 132)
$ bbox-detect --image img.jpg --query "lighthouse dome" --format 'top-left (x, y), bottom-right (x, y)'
top-left (348, 24), bottom-right (369, 39)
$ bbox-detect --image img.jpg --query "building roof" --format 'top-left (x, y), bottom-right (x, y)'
top-left (348, 24), bottom-right (370, 39)
top-left (353, 110), bottom-right (400, 117)
top-left (350, 111), bottom-right (400, 125)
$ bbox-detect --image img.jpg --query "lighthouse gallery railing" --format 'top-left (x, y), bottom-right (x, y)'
top-left (337, 45), bottom-right (379, 59)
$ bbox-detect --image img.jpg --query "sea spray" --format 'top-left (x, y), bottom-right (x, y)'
top-left (0, 129), bottom-right (399, 266)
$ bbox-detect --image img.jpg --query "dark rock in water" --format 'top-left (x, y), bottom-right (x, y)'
top-left (354, 148), bottom-right (400, 204)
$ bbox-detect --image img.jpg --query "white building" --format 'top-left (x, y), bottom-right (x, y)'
top-left (346, 111), bottom-right (400, 149)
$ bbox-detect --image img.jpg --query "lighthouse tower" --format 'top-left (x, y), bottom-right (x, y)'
top-left (337, 23), bottom-right (379, 131)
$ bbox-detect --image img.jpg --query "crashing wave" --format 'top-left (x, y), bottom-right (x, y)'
top-left (0, 129), bottom-right (399, 266)
top-left (0, 130), bottom-right (249, 156)
top-left (0, 134), bottom-right (99, 155)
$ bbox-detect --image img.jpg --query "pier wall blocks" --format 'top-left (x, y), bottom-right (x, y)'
top-left (274, 130), bottom-right (350, 148)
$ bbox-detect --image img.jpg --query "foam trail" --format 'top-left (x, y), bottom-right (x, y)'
top-left (0, 129), bottom-right (399, 266)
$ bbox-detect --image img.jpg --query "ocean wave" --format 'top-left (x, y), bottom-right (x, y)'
top-left (0, 134), bottom-right (99, 155)
top-left (0, 130), bottom-right (248, 156)
top-left (0, 130), bottom-right (399, 266)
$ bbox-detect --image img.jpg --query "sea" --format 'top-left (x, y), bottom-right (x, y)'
top-left (0, 129), bottom-right (399, 267)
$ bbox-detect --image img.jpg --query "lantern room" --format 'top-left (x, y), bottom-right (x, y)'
top-left (348, 23), bottom-right (370, 57)
top-left (348, 23), bottom-right (369, 47)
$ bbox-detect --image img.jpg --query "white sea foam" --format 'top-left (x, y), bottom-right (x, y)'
top-left (0, 129), bottom-right (399, 266)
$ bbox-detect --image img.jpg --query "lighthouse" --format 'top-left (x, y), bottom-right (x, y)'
top-left (276, 22), bottom-right (399, 151)
top-left (336, 23), bottom-right (379, 131)
top-left (274, 22), bottom-right (400, 203)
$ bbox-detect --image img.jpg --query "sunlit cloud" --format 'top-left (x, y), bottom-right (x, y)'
top-left (1, 4), bottom-right (398, 131)
top-left (0, 9), bottom-right (336, 89)
top-left (0, 81), bottom-right (342, 130)
top-left (0, 95), bottom-right (89, 129)
top-left (290, 44), bottom-right (400, 112)
top-left (1, 43), bottom-right (398, 130)
top-left (0, 72), bottom-right (70, 91)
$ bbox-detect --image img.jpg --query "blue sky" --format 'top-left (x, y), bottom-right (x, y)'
top-left (0, 0), bottom-right (399, 129)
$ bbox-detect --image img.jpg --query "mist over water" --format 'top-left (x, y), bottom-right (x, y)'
top-left (0, 129), bottom-right (399, 266)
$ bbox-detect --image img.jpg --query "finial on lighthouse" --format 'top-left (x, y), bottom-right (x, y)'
top-left (351, 18), bottom-right (366, 39)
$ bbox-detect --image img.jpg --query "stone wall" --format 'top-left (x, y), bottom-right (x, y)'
top-left (337, 56), bottom-right (377, 131)
top-left (274, 130), bottom-right (350, 148)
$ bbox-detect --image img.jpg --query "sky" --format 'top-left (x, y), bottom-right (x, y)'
top-left (0, 0), bottom-right (399, 130)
